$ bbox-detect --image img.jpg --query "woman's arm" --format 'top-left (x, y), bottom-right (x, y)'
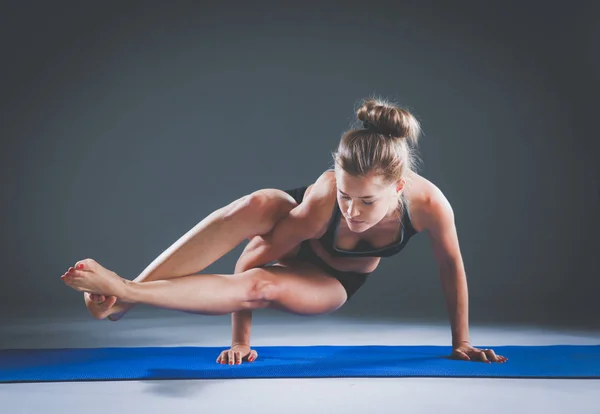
top-left (420, 188), bottom-right (506, 363)
top-left (420, 191), bottom-right (470, 347)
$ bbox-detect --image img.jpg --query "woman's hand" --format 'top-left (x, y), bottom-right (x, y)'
top-left (451, 341), bottom-right (508, 363)
top-left (216, 344), bottom-right (258, 365)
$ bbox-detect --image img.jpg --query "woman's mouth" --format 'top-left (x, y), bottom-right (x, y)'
top-left (348, 218), bottom-right (364, 224)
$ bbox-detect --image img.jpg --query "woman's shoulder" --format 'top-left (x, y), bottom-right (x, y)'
top-left (291, 170), bottom-right (337, 236)
top-left (404, 172), bottom-right (455, 233)
top-left (304, 169), bottom-right (337, 199)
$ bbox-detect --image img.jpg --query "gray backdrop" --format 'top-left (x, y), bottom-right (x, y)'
top-left (1, 1), bottom-right (598, 329)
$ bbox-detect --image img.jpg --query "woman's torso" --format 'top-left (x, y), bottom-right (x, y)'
top-left (286, 170), bottom-right (433, 274)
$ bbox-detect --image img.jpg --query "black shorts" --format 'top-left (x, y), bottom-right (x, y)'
top-left (283, 186), bottom-right (370, 300)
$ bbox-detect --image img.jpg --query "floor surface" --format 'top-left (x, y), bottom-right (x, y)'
top-left (1, 310), bottom-right (599, 414)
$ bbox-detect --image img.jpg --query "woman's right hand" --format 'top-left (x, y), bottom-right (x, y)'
top-left (216, 344), bottom-right (258, 365)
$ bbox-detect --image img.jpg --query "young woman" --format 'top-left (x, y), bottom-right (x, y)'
top-left (61, 98), bottom-right (507, 365)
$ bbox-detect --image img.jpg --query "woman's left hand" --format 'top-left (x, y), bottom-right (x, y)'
top-left (451, 342), bottom-right (508, 363)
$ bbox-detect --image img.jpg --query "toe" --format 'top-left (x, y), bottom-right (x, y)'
top-left (76, 259), bottom-right (98, 271)
top-left (69, 270), bottom-right (86, 278)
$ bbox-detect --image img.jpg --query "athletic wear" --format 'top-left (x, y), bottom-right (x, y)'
top-left (283, 183), bottom-right (419, 299)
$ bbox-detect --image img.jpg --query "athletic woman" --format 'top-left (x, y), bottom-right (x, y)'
top-left (61, 98), bottom-right (507, 365)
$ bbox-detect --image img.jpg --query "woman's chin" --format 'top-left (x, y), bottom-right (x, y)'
top-left (346, 220), bottom-right (368, 232)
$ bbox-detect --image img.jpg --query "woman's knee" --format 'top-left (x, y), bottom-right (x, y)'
top-left (234, 267), bottom-right (347, 315)
top-left (223, 189), bottom-right (296, 233)
top-left (246, 189), bottom-right (296, 219)
top-left (234, 268), bottom-right (280, 305)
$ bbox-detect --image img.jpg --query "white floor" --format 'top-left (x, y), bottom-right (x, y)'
top-left (1, 310), bottom-right (599, 414)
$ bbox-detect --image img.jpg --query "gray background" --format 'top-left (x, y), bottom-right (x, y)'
top-left (1, 0), bottom-right (598, 330)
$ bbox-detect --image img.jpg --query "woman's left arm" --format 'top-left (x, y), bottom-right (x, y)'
top-left (421, 191), bottom-right (507, 363)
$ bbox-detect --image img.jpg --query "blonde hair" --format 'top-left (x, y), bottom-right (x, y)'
top-left (333, 97), bottom-right (422, 214)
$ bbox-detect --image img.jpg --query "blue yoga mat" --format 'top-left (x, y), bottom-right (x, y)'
top-left (1, 345), bottom-right (599, 383)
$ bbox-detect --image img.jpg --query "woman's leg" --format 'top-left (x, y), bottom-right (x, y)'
top-left (81, 189), bottom-right (298, 320)
top-left (62, 256), bottom-right (347, 316)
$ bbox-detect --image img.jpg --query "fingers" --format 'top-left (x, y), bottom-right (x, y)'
top-left (89, 294), bottom-right (106, 302)
top-left (492, 351), bottom-right (508, 364)
top-left (235, 350), bottom-right (243, 365)
top-left (451, 349), bottom-right (471, 361)
top-left (464, 348), bottom-right (490, 363)
top-left (215, 350), bottom-right (240, 365)
top-left (488, 350), bottom-right (507, 363)
top-left (216, 351), bottom-right (225, 364)
top-left (216, 350), bottom-right (230, 364)
top-left (84, 292), bottom-right (105, 303)
top-left (478, 351), bottom-right (490, 363)
top-left (215, 348), bottom-right (257, 364)
top-left (484, 349), bottom-right (497, 362)
top-left (480, 349), bottom-right (508, 363)
top-left (104, 295), bottom-right (118, 308)
top-left (471, 348), bottom-right (508, 363)
top-left (452, 345), bottom-right (508, 364)
top-left (227, 349), bottom-right (236, 365)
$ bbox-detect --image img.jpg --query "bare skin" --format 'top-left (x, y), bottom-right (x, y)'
top-left (62, 170), bottom-right (507, 364)
top-left (218, 170), bottom-right (506, 364)
top-left (83, 188), bottom-right (299, 321)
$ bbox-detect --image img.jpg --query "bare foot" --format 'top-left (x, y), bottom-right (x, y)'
top-left (61, 259), bottom-right (129, 299)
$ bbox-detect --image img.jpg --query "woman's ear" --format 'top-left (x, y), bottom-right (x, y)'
top-left (396, 178), bottom-right (406, 193)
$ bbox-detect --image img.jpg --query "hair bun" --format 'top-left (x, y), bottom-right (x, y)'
top-left (357, 99), bottom-right (421, 146)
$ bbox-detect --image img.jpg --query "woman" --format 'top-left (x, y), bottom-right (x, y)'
top-left (61, 98), bottom-right (507, 365)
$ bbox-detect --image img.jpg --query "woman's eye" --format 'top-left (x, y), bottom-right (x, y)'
top-left (340, 194), bottom-right (374, 205)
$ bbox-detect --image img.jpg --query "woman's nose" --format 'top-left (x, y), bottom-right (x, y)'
top-left (347, 201), bottom-right (360, 217)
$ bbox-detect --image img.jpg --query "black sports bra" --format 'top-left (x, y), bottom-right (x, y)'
top-left (318, 194), bottom-right (418, 258)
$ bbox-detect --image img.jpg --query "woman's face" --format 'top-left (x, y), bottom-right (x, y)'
top-left (334, 169), bottom-right (403, 233)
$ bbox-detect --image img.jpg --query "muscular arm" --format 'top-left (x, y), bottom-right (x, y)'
top-left (420, 188), bottom-right (470, 347)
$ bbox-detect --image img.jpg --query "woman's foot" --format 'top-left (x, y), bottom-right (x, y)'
top-left (61, 259), bottom-right (130, 299)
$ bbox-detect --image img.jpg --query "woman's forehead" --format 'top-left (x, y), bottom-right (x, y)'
top-left (335, 170), bottom-right (390, 194)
